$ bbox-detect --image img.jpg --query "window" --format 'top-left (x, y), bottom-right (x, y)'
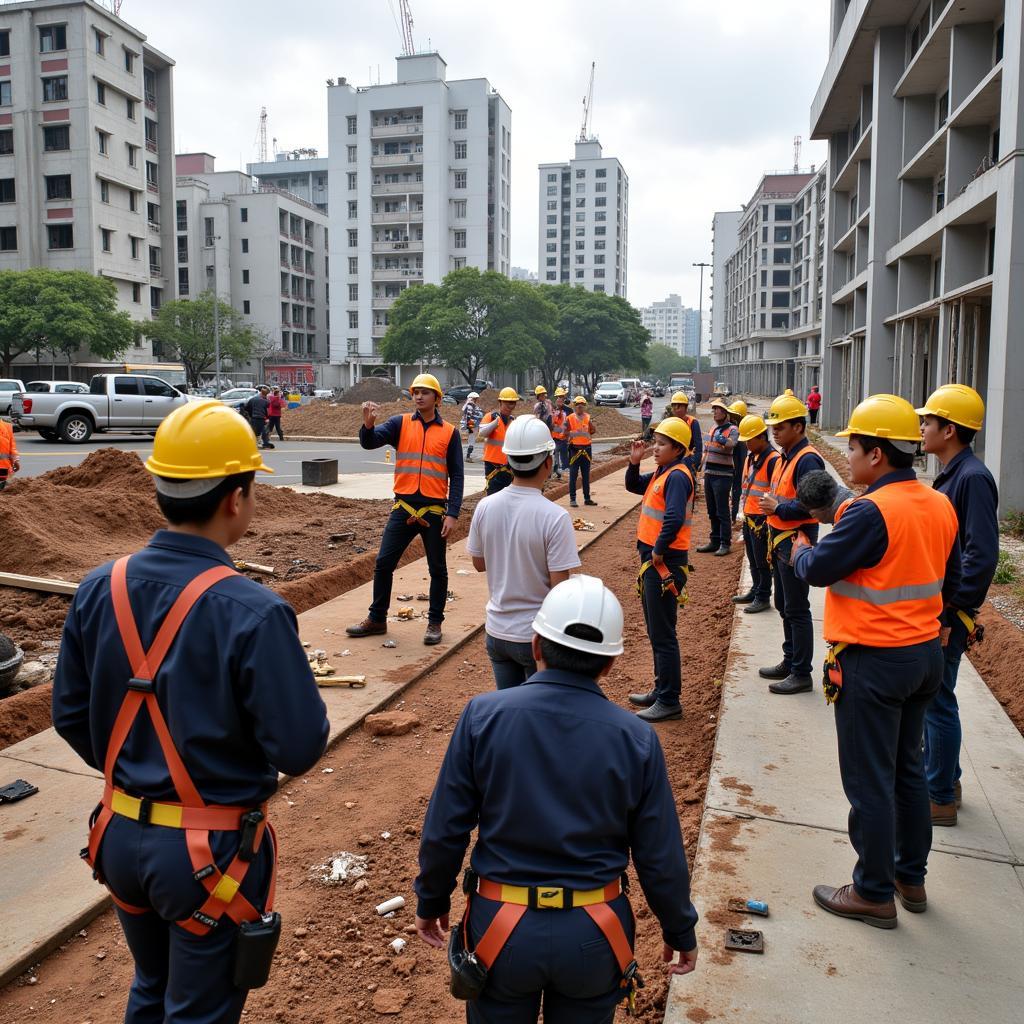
top-left (546, 257), bottom-right (557, 267)
top-left (100, 180), bottom-right (109, 204)
top-left (42, 76), bottom-right (68, 102)
top-left (347, 283), bottom-right (359, 302)
top-left (546, 185), bottom-right (557, 196)
top-left (454, 170), bottom-right (467, 189)
top-left (240, 299), bottom-right (250, 315)
top-left (546, 214), bottom-right (556, 225)
top-left (124, 49), bottom-right (135, 74)
top-left (547, 173), bottom-right (557, 183)
top-left (129, 190), bottom-right (138, 212)
top-left (594, 269), bottom-right (605, 279)
top-left (177, 235), bottom-right (187, 263)
top-left (771, 313), bottom-right (790, 329)
top-left (100, 227), bottom-right (112, 252)
top-left (938, 90), bottom-right (949, 129)
top-left (42, 174), bottom-right (72, 201)
top-left (454, 141), bottom-right (467, 159)
top-left (347, 172), bottom-right (357, 191)
top-left (132, 282), bottom-right (141, 303)
top-left (773, 248), bottom-right (791, 264)
top-left (0, 130), bottom-right (11, 155)
top-left (454, 110), bottom-right (467, 130)
top-left (347, 229), bottom-right (357, 247)
top-left (546, 242), bottom-right (556, 253)
top-left (935, 174), bottom-right (945, 212)
top-left (126, 143), bottom-right (138, 166)
top-left (0, 226), bottom-right (16, 251)
top-left (0, 81), bottom-right (11, 107)
top-left (242, 269), bottom-right (249, 284)
top-left (149, 245), bottom-right (161, 273)
top-left (772, 270), bottom-right (790, 286)
top-left (94, 29), bottom-right (105, 56)
top-left (47, 224), bottom-right (74, 249)
top-left (96, 81), bottom-right (106, 105)
top-left (546, 229), bottom-right (557, 239)
top-left (126, 98), bottom-right (136, 121)
top-left (595, 168), bottom-right (606, 178)
top-left (149, 203), bottom-right (161, 227)
top-left (240, 207), bottom-right (248, 223)
top-left (546, 271), bottom-right (557, 281)
top-left (348, 256), bottom-right (358, 274)
top-left (0, 178), bottom-right (13, 203)
top-left (454, 230), bottom-right (466, 249)
top-left (97, 130), bottom-right (110, 155)
top-left (39, 25), bottom-right (67, 52)
top-left (774, 226), bottom-right (791, 243)
top-left (347, 145), bottom-right (357, 162)
top-left (130, 236), bottom-right (140, 259)
top-left (774, 204), bottom-right (792, 221)
top-left (595, 197), bottom-right (607, 207)
top-left (0, 31), bottom-right (8, 57)
top-left (594, 254), bottom-right (605, 265)
top-left (142, 377), bottom-right (177, 399)
top-left (348, 310), bottom-right (358, 329)
top-left (771, 292), bottom-right (789, 308)
top-left (44, 125), bottom-right (70, 151)
top-left (594, 240), bottom-right (605, 250)
top-left (146, 161), bottom-right (159, 188)
top-left (454, 199), bottom-right (467, 218)
top-left (347, 115), bottom-right (357, 135)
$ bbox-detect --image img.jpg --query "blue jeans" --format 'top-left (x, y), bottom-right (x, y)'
top-left (250, 416), bottom-right (269, 447)
top-left (486, 633), bottom-right (537, 690)
top-left (554, 439), bottom-right (569, 473)
top-left (569, 448), bottom-right (591, 501)
top-left (638, 545), bottom-right (688, 708)
top-left (703, 473), bottom-right (732, 548)
top-left (924, 615), bottom-right (968, 805)
top-left (369, 506), bottom-right (448, 624)
top-left (771, 534), bottom-right (813, 677)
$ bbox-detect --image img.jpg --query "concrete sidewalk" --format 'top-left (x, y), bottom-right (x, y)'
top-left (666, 554), bottom-right (1024, 1021)
top-left (0, 475), bottom-right (641, 989)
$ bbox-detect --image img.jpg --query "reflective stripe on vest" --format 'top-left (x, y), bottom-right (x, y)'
top-left (551, 409), bottom-right (568, 441)
top-left (568, 413), bottom-right (592, 445)
top-left (637, 462), bottom-right (694, 551)
top-left (482, 412), bottom-right (509, 465)
top-left (766, 444), bottom-right (820, 531)
top-left (823, 480), bottom-right (959, 647)
top-left (393, 413), bottom-right (455, 499)
top-left (742, 452), bottom-right (777, 515)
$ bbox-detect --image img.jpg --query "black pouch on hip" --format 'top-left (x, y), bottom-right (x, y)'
top-left (448, 918), bottom-right (488, 1001)
top-left (232, 912), bottom-right (282, 990)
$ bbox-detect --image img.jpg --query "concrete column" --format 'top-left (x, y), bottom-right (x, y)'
top-left (820, 134), bottom-right (846, 428)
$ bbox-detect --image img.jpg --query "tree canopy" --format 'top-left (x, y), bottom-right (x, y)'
top-left (0, 269), bottom-right (137, 373)
top-left (643, 342), bottom-right (697, 381)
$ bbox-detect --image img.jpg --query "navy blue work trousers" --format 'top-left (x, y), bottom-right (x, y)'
top-left (742, 517), bottom-right (772, 602)
top-left (465, 892), bottom-right (634, 1024)
top-left (369, 506), bottom-right (448, 624)
top-left (484, 462), bottom-right (514, 497)
top-left (703, 473), bottom-right (732, 548)
top-left (924, 614), bottom-right (969, 805)
top-left (833, 640), bottom-right (943, 903)
top-left (97, 813), bottom-right (274, 1024)
top-left (568, 448), bottom-right (592, 502)
top-left (771, 535), bottom-right (814, 676)
top-left (554, 439), bottom-right (570, 474)
top-left (638, 545), bottom-right (688, 709)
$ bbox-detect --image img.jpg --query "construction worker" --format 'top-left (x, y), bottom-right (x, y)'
top-left (665, 391), bottom-right (703, 469)
top-left (917, 384), bottom-right (999, 826)
top-left (550, 387), bottom-right (570, 481)
top-left (697, 398), bottom-right (738, 556)
top-left (626, 417), bottom-right (695, 722)
top-left (756, 392), bottom-right (826, 694)
top-left (460, 391), bottom-right (484, 463)
top-left (791, 394), bottom-right (960, 929)
top-left (467, 416), bottom-right (581, 689)
top-left (477, 387), bottom-right (520, 496)
top-left (567, 395), bottom-right (598, 508)
top-left (732, 414), bottom-right (779, 614)
top-left (726, 399), bottom-right (748, 525)
top-left (796, 470), bottom-right (854, 526)
top-left (533, 384), bottom-right (554, 429)
top-left (0, 413), bottom-right (20, 491)
top-left (347, 373), bottom-right (464, 646)
top-left (414, 575), bottom-right (699, 1021)
top-left (52, 401), bottom-right (329, 1022)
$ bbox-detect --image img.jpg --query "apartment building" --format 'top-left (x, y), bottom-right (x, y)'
top-left (0, 0), bottom-right (175, 369)
top-left (538, 139), bottom-right (628, 297)
top-left (640, 294), bottom-right (700, 357)
top-left (326, 53), bottom-right (512, 387)
top-left (811, 0), bottom-right (1020, 505)
top-left (709, 210), bottom-right (741, 357)
top-left (247, 151), bottom-right (328, 213)
top-left (716, 169), bottom-right (827, 396)
top-left (175, 153), bottom-right (329, 385)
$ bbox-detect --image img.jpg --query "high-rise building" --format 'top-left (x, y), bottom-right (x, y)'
top-left (811, 0), bottom-right (1020, 505)
top-left (715, 169), bottom-right (827, 396)
top-left (510, 265), bottom-right (537, 283)
top-left (247, 151), bottom-right (328, 214)
top-left (538, 139), bottom-right (628, 296)
top-left (174, 154), bottom-right (330, 386)
top-left (0, 0), bottom-right (175, 368)
top-left (326, 53), bottom-right (511, 387)
top-left (640, 294), bottom-right (700, 357)
top-left (710, 210), bottom-right (741, 356)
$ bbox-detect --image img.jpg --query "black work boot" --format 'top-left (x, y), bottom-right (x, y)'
top-left (769, 674), bottom-right (813, 695)
top-left (628, 689), bottom-right (658, 708)
top-left (731, 590), bottom-right (755, 604)
top-left (758, 661), bottom-right (790, 679)
top-left (636, 701), bottom-right (683, 723)
top-left (744, 599), bottom-right (772, 614)
top-left (714, 545), bottom-right (731, 556)
top-left (696, 541), bottom-right (719, 553)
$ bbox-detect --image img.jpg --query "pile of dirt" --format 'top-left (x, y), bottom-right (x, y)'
top-left (966, 594), bottom-right (1024, 737)
top-left (0, 686), bottom-right (53, 751)
top-left (335, 378), bottom-right (404, 405)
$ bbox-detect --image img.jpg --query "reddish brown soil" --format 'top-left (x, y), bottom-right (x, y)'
top-left (0, 686), bottom-right (53, 749)
top-left (0, 495), bottom-right (742, 1024)
top-left (965, 594), bottom-right (1024, 737)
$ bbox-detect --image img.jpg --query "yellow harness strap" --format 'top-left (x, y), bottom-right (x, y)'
top-left (485, 465), bottom-right (513, 484)
top-left (393, 499), bottom-right (445, 527)
top-left (823, 642), bottom-right (849, 705)
top-left (636, 560), bottom-right (691, 606)
top-left (569, 448), bottom-right (592, 466)
top-left (767, 528), bottom-right (797, 567)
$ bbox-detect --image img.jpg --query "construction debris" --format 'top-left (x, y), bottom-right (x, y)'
top-left (234, 559), bottom-right (276, 576)
top-left (316, 675), bottom-right (367, 690)
top-left (310, 851), bottom-right (368, 886)
top-left (307, 649), bottom-right (335, 677)
top-left (396, 594), bottom-right (414, 602)
top-left (725, 928), bottom-right (765, 954)
top-left (395, 607), bottom-right (417, 621)
top-left (382, 640), bottom-right (398, 649)
top-left (375, 896), bottom-right (405, 916)
top-left (364, 712), bottom-right (421, 737)
top-left (572, 518), bottom-right (597, 532)
top-left (728, 898), bottom-right (769, 917)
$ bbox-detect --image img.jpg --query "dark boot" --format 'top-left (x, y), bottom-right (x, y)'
top-left (346, 617), bottom-right (387, 638)
top-left (744, 598), bottom-right (772, 614)
top-left (731, 590), bottom-right (755, 604)
top-left (584, 498), bottom-right (598, 506)
top-left (628, 689), bottom-right (658, 708)
top-left (423, 623), bottom-right (443, 646)
top-left (894, 880), bottom-right (927, 913)
top-left (758, 661), bottom-right (790, 679)
top-left (636, 701), bottom-right (683, 723)
top-left (696, 541), bottom-right (718, 553)
top-left (714, 545), bottom-right (731, 556)
top-left (769, 674), bottom-right (813, 695)
top-left (812, 884), bottom-right (897, 929)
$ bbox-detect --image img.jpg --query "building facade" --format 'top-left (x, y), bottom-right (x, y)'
top-left (715, 169), bottom-right (827, 397)
top-left (710, 210), bottom-right (741, 358)
top-left (538, 139), bottom-right (628, 297)
top-left (247, 151), bottom-right (328, 213)
top-left (174, 154), bottom-right (329, 385)
top-left (0, 0), bottom-right (175, 369)
top-left (326, 53), bottom-right (512, 388)
top-left (811, 0), bottom-right (1020, 506)
top-left (640, 294), bottom-right (700, 357)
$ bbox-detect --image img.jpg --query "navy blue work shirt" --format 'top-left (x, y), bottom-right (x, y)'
top-left (933, 447), bottom-right (999, 613)
top-left (359, 408), bottom-right (465, 518)
top-left (53, 530), bottom-right (330, 806)
top-left (415, 668), bottom-right (699, 951)
top-left (772, 437), bottom-right (825, 543)
top-left (625, 457), bottom-right (694, 557)
top-left (688, 418), bottom-right (703, 468)
top-left (792, 469), bottom-right (962, 615)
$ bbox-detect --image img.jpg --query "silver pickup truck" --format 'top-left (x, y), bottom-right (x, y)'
top-left (11, 373), bottom-right (191, 443)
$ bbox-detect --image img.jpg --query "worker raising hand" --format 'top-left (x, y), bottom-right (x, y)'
top-left (629, 438), bottom-right (647, 464)
top-left (362, 400), bottom-right (381, 428)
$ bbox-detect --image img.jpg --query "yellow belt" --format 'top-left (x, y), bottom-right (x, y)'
top-left (822, 642), bottom-right (849, 705)
top-left (767, 528), bottom-right (797, 567)
top-left (481, 879), bottom-right (622, 910)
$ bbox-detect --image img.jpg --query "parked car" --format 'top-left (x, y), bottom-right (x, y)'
top-left (11, 373), bottom-right (190, 443)
top-left (594, 380), bottom-right (627, 407)
top-left (25, 380), bottom-right (90, 395)
top-left (0, 379), bottom-right (26, 414)
top-left (218, 387), bottom-right (259, 412)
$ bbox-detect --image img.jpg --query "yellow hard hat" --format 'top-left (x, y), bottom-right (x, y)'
top-left (837, 393), bottom-right (923, 443)
top-left (410, 373), bottom-right (443, 398)
top-left (738, 414), bottom-right (768, 443)
top-left (709, 398), bottom-right (730, 413)
top-left (784, 388), bottom-right (795, 397)
top-left (553, 386), bottom-right (567, 397)
top-left (764, 393), bottom-right (809, 424)
top-left (573, 395), bottom-right (587, 406)
top-left (534, 384), bottom-right (548, 396)
top-left (653, 416), bottom-right (692, 451)
top-left (727, 400), bottom-right (748, 418)
top-left (145, 400), bottom-right (273, 480)
top-left (916, 383), bottom-right (984, 431)
top-left (498, 387), bottom-right (520, 402)
top-left (670, 391), bottom-right (690, 406)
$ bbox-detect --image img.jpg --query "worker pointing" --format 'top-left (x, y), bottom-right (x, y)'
top-left (477, 387), bottom-right (520, 496)
top-left (52, 401), bottom-right (329, 1022)
top-left (792, 394), bottom-right (960, 929)
top-left (348, 373), bottom-right (464, 646)
top-left (0, 412), bottom-right (20, 491)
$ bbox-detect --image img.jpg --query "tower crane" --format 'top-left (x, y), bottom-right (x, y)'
top-left (257, 107), bottom-right (268, 164)
top-left (399, 0), bottom-right (415, 56)
top-left (578, 62), bottom-right (596, 143)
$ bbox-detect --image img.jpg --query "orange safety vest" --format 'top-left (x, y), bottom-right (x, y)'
top-left (766, 444), bottom-right (820, 531)
top-left (82, 556), bottom-right (276, 935)
top-left (567, 412), bottom-right (593, 446)
top-left (0, 420), bottom-right (16, 479)
top-left (551, 407), bottom-right (568, 441)
top-left (637, 462), bottom-right (694, 551)
top-left (824, 481), bottom-right (958, 647)
top-left (393, 413), bottom-right (455, 498)
top-left (742, 450), bottom-right (778, 515)
top-left (482, 411), bottom-right (511, 465)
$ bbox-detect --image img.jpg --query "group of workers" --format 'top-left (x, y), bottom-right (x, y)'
top-left (45, 364), bottom-right (1001, 1023)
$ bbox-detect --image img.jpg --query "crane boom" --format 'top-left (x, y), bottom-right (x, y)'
top-left (578, 62), bottom-right (596, 143)
top-left (399, 0), bottom-right (415, 56)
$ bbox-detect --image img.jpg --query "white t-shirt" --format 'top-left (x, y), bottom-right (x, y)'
top-left (467, 485), bottom-right (582, 643)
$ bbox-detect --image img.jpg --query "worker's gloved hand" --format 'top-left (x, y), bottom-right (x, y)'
top-left (663, 943), bottom-right (698, 977)
top-left (441, 515), bottom-right (457, 539)
top-left (415, 914), bottom-right (449, 949)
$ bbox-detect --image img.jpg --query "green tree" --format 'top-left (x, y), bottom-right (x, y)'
top-left (0, 268), bottom-right (137, 373)
top-left (143, 291), bottom-right (260, 388)
top-left (380, 267), bottom-right (553, 385)
top-left (644, 342), bottom-right (696, 381)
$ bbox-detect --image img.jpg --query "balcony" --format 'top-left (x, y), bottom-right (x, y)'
top-left (144, 92), bottom-right (156, 111)
top-left (372, 181), bottom-right (423, 195)
top-left (371, 122), bottom-right (423, 139)
top-left (149, 262), bottom-right (161, 276)
top-left (145, 139), bottom-right (157, 154)
top-left (371, 151), bottom-right (423, 168)
top-left (371, 324), bottom-right (388, 338)
top-left (373, 239), bottom-right (423, 253)
top-left (372, 210), bottom-right (423, 224)
top-left (373, 295), bottom-right (399, 308)
top-left (372, 267), bottom-right (423, 281)
top-left (148, 220), bottom-right (161, 234)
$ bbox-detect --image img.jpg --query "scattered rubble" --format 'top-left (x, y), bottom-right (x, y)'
top-left (364, 712), bottom-right (421, 737)
top-left (309, 851), bottom-right (368, 886)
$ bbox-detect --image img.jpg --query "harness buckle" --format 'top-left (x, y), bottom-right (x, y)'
top-left (193, 864), bottom-right (216, 883)
top-left (238, 809), bottom-right (264, 862)
top-left (127, 677), bottom-right (154, 693)
top-left (137, 797), bottom-right (152, 825)
top-left (192, 909), bottom-right (219, 929)
top-left (529, 886), bottom-right (566, 910)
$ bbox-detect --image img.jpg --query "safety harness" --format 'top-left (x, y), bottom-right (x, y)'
top-left (767, 528), bottom-right (798, 567)
top-left (822, 642), bottom-right (849, 704)
top-left (636, 560), bottom-right (692, 607)
top-left (485, 464), bottom-right (514, 486)
top-left (392, 498), bottom-right (445, 528)
top-left (956, 609), bottom-right (985, 648)
top-left (569, 447), bottom-right (592, 466)
top-left (82, 556), bottom-right (276, 935)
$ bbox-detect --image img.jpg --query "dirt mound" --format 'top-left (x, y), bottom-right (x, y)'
top-left (336, 377), bottom-right (404, 405)
top-left (0, 685), bottom-right (53, 751)
top-left (41, 447), bottom-right (153, 490)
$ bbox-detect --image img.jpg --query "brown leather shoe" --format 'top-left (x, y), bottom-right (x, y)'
top-left (931, 800), bottom-right (957, 827)
top-left (812, 883), bottom-right (897, 929)
top-left (345, 617), bottom-right (387, 638)
top-left (894, 880), bottom-right (927, 913)
top-left (423, 623), bottom-right (442, 646)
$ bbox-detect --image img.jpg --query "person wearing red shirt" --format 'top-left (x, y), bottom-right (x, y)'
top-left (267, 387), bottom-right (285, 442)
top-left (806, 386), bottom-right (822, 425)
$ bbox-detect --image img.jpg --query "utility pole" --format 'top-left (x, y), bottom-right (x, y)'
top-left (692, 261), bottom-right (711, 374)
top-left (204, 235), bottom-right (222, 396)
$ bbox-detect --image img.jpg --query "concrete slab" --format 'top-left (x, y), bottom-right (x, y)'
top-left (0, 732), bottom-right (102, 779)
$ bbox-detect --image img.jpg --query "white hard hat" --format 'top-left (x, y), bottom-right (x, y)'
top-left (503, 413), bottom-right (555, 470)
top-left (467, 392), bottom-right (480, 400)
top-left (532, 575), bottom-right (624, 656)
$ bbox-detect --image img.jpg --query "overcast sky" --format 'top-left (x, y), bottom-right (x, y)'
top-left (130, 0), bottom-right (829, 311)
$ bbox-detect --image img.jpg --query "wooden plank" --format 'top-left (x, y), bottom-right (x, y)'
top-left (0, 571), bottom-right (78, 596)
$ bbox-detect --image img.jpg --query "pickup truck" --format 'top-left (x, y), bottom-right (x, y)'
top-left (11, 373), bottom-right (190, 443)
top-left (0, 379), bottom-right (27, 414)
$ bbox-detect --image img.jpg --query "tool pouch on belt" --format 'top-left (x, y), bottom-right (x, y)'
top-left (448, 917), bottom-right (488, 1001)
top-left (822, 643), bottom-right (847, 705)
top-left (232, 911), bottom-right (282, 990)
